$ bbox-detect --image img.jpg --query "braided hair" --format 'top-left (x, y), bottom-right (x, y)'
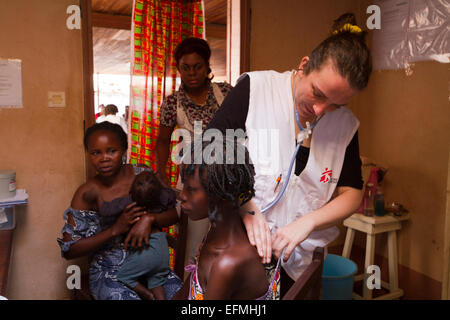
top-left (181, 138), bottom-right (255, 225)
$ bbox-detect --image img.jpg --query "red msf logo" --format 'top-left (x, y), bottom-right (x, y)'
top-left (320, 168), bottom-right (333, 183)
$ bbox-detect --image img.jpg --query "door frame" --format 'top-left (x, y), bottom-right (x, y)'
top-left (442, 146), bottom-right (450, 299)
top-left (80, 0), bottom-right (95, 178)
top-left (80, 0), bottom-right (132, 179)
top-left (227, 0), bottom-right (250, 85)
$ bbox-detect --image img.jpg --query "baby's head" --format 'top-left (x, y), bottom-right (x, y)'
top-left (130, 171), bottom-right (163, 212)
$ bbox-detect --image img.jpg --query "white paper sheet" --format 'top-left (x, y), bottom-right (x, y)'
top-left (0, 208), bottom-right (7, 224)
top-left (0, 59), bottom-right (23, 107)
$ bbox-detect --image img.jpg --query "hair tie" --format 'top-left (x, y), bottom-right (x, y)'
top-left (332, 23), bottom-right (362, 35)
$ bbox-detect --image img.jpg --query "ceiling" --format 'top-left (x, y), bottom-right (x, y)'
top-left (92, 0), bottom-right (133, 15)
top-left (91, 0), bottom-right (227, 79)
top-left (92, 0), bottom-right (227, 24)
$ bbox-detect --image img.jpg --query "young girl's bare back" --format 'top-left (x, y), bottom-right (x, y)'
top-left (199, 237), bottom-right (268, 299)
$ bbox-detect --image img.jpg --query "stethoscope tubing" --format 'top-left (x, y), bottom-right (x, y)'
top-left (261, 142), bottom-right (302, 214)
top-left (261, 70), bottom-right (321, 214)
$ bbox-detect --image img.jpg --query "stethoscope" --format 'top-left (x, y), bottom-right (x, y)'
top-left (260, 70), bottom-right (322, 214)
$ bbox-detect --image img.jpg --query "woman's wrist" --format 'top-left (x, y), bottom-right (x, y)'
top-left (109, 224), bottom-right (120, 238)
top-left (296, 213), bottom-right (316, 235)
top-left (140, 213), bottom-right (156, 228)
top-left (143, 213), bottom-right (156, 223)
top-left (152, 208), bottom-right (179, 228)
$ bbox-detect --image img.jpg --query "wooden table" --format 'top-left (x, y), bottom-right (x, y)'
top-left (342, 212), bottom-right (410, 300)
top-left (0, 229), bottom-right (14, 297)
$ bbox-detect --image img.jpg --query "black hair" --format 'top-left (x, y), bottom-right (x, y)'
top-left (130, 171), bottom-right (163, 211)
top-left (181, 138), bottom-right (255, 225)
top-left (174, 37), bottom-right (212, 77)
top-left (84, 122), bottom-right (128, 151)
top-left (304, 13), bottom-right (372, 90)
top-left (104, 104), bottom-right (119, 115)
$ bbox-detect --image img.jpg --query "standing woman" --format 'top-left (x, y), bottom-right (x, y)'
top-left (156, 37), bottom-right (232, 263)
top-left (207, 13), bottom-right (372, 289)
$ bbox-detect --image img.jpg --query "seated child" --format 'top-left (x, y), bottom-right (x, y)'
top-left (98, 170), bottom-right (175, 300)
top-left (173, 138), bottom-right (280, 300)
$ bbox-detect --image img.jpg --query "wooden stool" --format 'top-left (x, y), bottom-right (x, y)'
top-left (342, 212), bottom-right (409, 300)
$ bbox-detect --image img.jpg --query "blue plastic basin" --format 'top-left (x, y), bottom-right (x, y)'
top-left (322, 254), bottom-right (357, 300)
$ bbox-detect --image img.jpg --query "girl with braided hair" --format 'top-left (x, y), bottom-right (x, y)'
top-left (173, 138), bottom-right (280, 300)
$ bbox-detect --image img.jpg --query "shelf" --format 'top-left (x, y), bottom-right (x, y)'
top-left (0, 189), bottom-right (28, 208)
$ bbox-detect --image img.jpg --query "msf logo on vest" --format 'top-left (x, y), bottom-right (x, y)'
top-left (320, 168), bottom-right (337, 184)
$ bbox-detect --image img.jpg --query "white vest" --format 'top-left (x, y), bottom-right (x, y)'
top-left (245, 70), bottom-right (359, 280)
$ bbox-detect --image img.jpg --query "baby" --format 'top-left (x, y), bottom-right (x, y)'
top-left (99, 170), bottom-right (175, 300)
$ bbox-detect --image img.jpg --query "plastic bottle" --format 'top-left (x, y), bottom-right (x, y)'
top-left (375, 186), bottom-right (385, 216)
top-left (363, 183), bottom-right (375, 217)
top-left (367, 168), bottom-right (379, 194)
top-left (357, 167), bottom-right (380, 213)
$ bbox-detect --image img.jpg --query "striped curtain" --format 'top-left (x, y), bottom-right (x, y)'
top-left (128, 0), bottom-right (204, 269)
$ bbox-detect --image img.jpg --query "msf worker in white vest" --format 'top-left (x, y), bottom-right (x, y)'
top-left (207, 13), bottom-right (372, 291)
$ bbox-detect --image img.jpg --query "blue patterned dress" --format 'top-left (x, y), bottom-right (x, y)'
top-left (57, 166), bottom-right (182, 300)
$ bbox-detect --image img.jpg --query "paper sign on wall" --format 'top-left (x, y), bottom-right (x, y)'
top-left (0, 59), bottom-right (23, 108)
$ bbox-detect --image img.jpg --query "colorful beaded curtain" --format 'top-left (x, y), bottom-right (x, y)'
top-left (128, 0), bottom-right (204, 269)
